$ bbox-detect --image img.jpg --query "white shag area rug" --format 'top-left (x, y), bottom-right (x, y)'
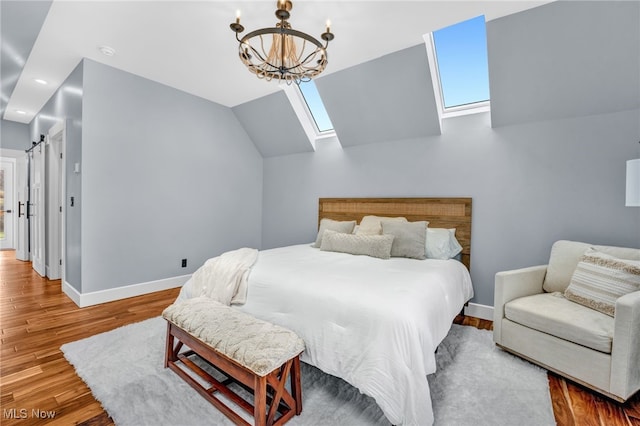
top-left (61, 318), bottom-right (555, 426)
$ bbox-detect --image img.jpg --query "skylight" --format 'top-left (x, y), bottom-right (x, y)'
top-left (281, 79), bottom-right (337, 150)
top-left (297, 80), bottom-right (334, 133)
top-left (424, 15), bottom-right (490, 118)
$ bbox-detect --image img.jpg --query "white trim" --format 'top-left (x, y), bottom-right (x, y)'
top-left (464, 302), bottom-right (494, 321)
top-left (441, 101), bottom-right (491, 119)
top-left (47, 121), bottom-right (65, 141)
top-left (61, 121), bottom-right (67, 284)
top-left (62, 281), bottom-right (82, 306)
top-left (282, 84), bottom-right (318, 150)
top-left (0, 149), bottom-right (27, 159)
top-left (423, 33), bottom-right (445, 130)
top-left (63, 274), bottom-right (191, 308)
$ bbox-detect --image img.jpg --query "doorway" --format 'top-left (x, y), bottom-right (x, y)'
top-left (46, 123), bottom-right (64, 280)
top-left (29, 143), bottom-right (46, 276)
top-left (0, 158), bottom-right (16, 250)
top-left (28, 121), bottom-right (66, 280)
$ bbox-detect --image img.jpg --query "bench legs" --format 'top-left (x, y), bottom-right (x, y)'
top-left (164, 322), bottom-right (183, 368)
top-left (165, 322), bottom-right (303, 426)
top-left (291, 357), bottom-right (302, 416)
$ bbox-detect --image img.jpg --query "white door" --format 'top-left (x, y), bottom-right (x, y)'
top-left (0, 158), bottom-right (16, 249)
top-left (15, 154), bottom-right (29, 260)
top-left (30, 145), bottom-right (46, 277)
top-left (46, 123), bottom-right (64, 280)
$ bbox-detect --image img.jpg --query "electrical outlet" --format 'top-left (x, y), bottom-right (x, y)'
top-left (181, 259), bottom-right (187, 268)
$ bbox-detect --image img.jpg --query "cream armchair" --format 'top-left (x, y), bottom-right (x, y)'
top-left (493, 240), bottom-right (640, 402)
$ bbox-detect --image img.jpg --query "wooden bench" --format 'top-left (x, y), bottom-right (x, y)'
top-left (162, 297), bottom-right (305, 426)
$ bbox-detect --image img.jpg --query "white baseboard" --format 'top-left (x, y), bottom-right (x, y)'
top-left (63, 281), bottom-right (82, 306)
top-left (464, 302), bottom-right (494, 321)
top-left (63, 274), bottom-right (192, 308)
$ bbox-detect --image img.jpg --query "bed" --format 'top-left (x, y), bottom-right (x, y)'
top-left (177, 197), bottom-right (474, 425)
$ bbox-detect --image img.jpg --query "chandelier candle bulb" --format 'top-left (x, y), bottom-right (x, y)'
top-left (236, 10), bottom-right (241, 25)
top-left (326, 20), bottom-right (331, 33)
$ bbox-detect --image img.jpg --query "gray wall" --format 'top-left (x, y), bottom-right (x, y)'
top-left (1, 119), bottom-right (30, 150)
top-left (488, 0), bottom-right (640, 127)
top-left (232, 44), bottom-right (443, 154)
top-left (316, 44), bottom-right (441, 147)
top-left (30, 61), bottom-right (84, 290)
top-left (233, 91), bottom-right (311, 158)
top-left (80, 59), bottom-right (263, 293)
top-left (261, 109), bottom-right (640, 306)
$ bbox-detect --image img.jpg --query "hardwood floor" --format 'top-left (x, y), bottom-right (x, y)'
top-left (0, 250), bottom-right (179, 425)
top-left (1, 249), bottom-right (639, 426)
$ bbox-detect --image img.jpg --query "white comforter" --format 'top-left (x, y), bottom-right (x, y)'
top-left (178, 244), bottom-right (473, 425)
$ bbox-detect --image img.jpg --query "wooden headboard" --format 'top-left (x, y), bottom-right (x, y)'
top-left (318, 198), bottom-right (472, 270)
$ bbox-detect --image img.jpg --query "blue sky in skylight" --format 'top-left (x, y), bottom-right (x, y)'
top-left (298, 80), bottom-right (334, 132)
top-left (433, 15), bottom-right (490, 108)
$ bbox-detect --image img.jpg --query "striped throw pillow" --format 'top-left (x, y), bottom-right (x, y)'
top-left (564, 248), bottom-right (640, 316)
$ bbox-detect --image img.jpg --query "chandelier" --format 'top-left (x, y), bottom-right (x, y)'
top-left (230, 0), bottom-right (334, 83)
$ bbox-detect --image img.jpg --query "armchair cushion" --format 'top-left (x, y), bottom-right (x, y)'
top-left (504, 292), bottom-right (614, 353)
top-left (542, 240), bottom-right (640, 293)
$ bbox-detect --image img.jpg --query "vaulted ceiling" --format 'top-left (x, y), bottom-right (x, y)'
top-left (3, 1), bottom-right (638, 159)
top-left (2, 0), bottom-right (552, 124)
top-left (235, 0), bottom-right (640, 155)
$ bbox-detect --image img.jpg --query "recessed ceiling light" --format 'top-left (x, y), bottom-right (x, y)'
top-left (98, 45), bottom-right (116, 57)
top-left (15, 110), bottom-right (27, 115)
top-left (34, 78), bottom-right (48, 85)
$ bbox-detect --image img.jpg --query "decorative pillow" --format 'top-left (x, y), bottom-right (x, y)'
top-left (320, 229), bottom-right (394, 259)
top-left (381, 220), bottom-right (428, 260)
top-left (564, 249), bottom-right (640, 317)
top-left (425, 228), bottom-right (463, 260)
top-left (356, 215), bottom-right (407, 236)
top-left (543, 240), bottom-right (640, 293)
top-left (313, 218), bottom-right (356, 248)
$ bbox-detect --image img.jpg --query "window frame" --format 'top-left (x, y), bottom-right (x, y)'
top-left (282, 82), bottom-right (337, 147)
top-left (297, 80), bottom-right (335, 134)
top-left (423, 18), bottom-right (491, 122)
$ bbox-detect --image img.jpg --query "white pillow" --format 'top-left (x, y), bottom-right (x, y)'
top-left (356, 215), bottom-right (407, 236)
top-left (313, 218), bottom-right (356, 248)
top-left (425, 228), bottom-right (462, 260)
top-left (320, 229), bottom-right (394, 259)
